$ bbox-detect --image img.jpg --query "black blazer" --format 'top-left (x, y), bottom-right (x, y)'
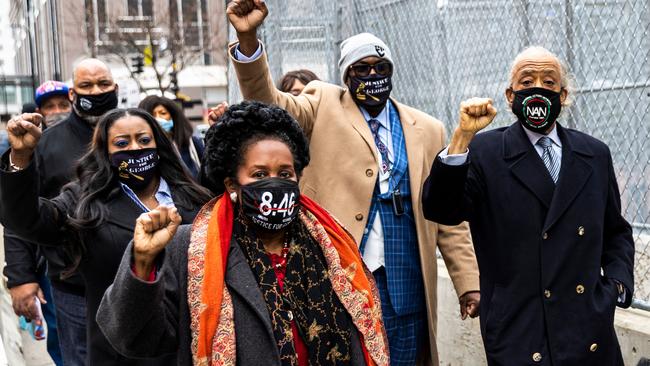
top-left (0, 158), bottom-right (201, 366)
top-left (422, 122), bottom-right (634, 366)
top-left (96, 225), bottom-right (368, 366)
top-left (179, 135), bottom-right (205, 179)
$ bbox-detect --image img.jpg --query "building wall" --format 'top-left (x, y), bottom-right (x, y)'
top-left (57, 0), bottom-right (91, 80)
top-left (10, 0), bottom-right (227, 83)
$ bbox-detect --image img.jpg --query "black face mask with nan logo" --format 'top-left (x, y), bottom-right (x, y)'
top-left (110, 148), bottom-right (159, 191)
top-left (511, 87), bottom-right (562, 133)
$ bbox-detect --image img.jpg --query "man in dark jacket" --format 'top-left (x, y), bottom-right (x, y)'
top-left (422, 46), bottom-right (634, 365)
top-left (6, 80), bottom-right (72, 366)
top-left (3, 58), bottom-right (119, 365)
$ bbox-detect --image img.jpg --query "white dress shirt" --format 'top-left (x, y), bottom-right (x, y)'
top-left (235, 44), bottom-right (263, 62)
top-left (359, 104), bottom-right (394, 272)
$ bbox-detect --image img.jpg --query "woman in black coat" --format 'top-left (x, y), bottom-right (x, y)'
top-left (0, 108), bottom-right (212, 365)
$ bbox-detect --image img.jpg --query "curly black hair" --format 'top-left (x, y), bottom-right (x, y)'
top-left (201, 101), bottom-right (310, 193)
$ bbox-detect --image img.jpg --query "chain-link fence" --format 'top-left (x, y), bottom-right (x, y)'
top-left (228, 0), bottom-right (650, 307)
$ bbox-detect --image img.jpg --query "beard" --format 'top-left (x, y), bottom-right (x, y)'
top-left (72, 103), bottom-right (102, 126)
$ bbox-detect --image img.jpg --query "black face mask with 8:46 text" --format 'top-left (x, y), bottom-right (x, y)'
top-left (240, 178), bottom-right (301, 231)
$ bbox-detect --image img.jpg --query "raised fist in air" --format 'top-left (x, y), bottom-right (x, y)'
top-left (459, 97), bottom-right (497, 135)
top-left (227, 0), bottom-right (269, 35)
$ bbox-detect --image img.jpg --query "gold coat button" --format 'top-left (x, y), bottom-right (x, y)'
top-left (365, 169), bottom-right (374, 177)
top-left (590, 343), bottom-right (598, 352)
top-left (532, 352), bottom-right (542, 362)
top-left (355, 213), bottom-right (364, 221)
top-left (543, 232), bottom-right (549, 240)
top-left (578, 226), bottom-right (585, 236)
top-left (544, 290), bottom-right (551, 298)
top-left (576, 284), bottom-right (585, 294)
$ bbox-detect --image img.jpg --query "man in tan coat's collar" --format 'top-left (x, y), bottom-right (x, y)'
top-left (226, 1), bottom-right (481, 364)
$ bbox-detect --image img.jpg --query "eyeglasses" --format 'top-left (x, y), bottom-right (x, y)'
top-left (349, 62), bottom-right (393, 77)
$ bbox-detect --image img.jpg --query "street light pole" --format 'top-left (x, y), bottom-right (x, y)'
top-left (0, 65), bottom-right (8, 119)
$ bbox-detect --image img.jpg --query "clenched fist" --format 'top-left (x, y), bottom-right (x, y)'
top-left (449, 98), bottom-right (497, 154)
top-left (227, 0), bottom-right (268, 35)
top-left (132, 206), bottom-right (182, 280)
top-left (459, 97), bottom-right (497, 134)
top-left (7, 113), bottom-right (43, 168)
top-left (208, 101), bottom-right (228, 126)
top-left (459, 291), bottom-right (480, 320)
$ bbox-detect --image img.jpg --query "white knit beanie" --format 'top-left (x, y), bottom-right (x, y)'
top-left (338, 33), bottom-right (393, 84)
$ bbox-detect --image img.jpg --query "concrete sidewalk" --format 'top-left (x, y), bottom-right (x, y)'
top-left (436, 258), bottom-right (650, 365)
top-left (0, 226), bottom-right (54, 366)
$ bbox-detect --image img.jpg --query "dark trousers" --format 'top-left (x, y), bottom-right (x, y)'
top-left (373, 267), bottom-right (426, 366)
top-left (37, 271), bottom-right (62, 366)
top-left (51, 287), bottom-right (87, 366)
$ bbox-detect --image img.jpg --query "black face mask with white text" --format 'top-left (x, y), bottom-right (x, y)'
top-left (511, 87), bottom-right (562, 133)
top-left (74, 89), bottom-right (118, 117)
top-left (110, 148), bottom-right (159, 191)
top-left (240, 178), bottom-right (301, 231)
top-left (348, 74), bottom-right (393, 108)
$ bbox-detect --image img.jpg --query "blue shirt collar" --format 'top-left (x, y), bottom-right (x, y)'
top-left (360, 101), bottom-right (392, 131)
top-left (120, 177), bottom-right (175, 212)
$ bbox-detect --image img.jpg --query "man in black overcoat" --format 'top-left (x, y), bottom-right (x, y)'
top-left (422, 46), bottom-right (634, 365)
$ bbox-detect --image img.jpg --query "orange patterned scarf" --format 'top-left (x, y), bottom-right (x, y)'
top-left (186, 194), bottom-right (389, 366)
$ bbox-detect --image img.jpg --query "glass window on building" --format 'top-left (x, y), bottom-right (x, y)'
top-left (4, 86), bottom-right (16, 105)
top-left (20, 86), bottom-right (34, 104)
top-left (142, 0), bottom-right (153, 16)
top-left (128, 0), bottom-right (153, 17)
top-left (97, 0), bottom-right (107, 27)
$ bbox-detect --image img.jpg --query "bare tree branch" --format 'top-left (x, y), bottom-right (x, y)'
top-left (96, 1), bottom-right (227, 96)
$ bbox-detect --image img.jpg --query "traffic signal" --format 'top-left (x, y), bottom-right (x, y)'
top-left (169, 70), bottom-right (179, 96)
top-left (131, 56), bottom-right (144, 74)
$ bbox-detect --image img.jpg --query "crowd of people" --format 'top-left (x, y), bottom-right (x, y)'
top-left (0, 0), bottom-right (635, 365)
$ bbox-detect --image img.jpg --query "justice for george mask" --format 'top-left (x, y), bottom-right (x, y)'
top-left (110, 148), bottom-right (159, 190)
top-left (349, 75), bottom-right (392, 108)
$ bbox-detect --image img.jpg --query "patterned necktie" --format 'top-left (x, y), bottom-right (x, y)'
top-left (368, 119), bottom-right (392, 173)
top-left (537, 136), bottom-right (560, 183)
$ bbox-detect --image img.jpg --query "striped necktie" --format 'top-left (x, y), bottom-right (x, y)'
top-left (537, 136), bottom-right (560, 183)
top-left (368, 119), bottom-right (392, 173)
